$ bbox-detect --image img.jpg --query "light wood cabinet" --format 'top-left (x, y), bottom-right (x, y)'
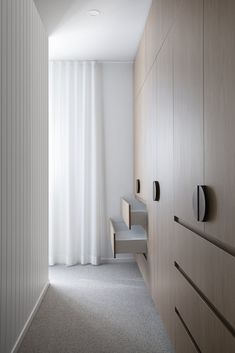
top-left (175, 269), bottom-right (235, 353)
top-left (136, 65), bottom-right (157, 292)
top-left (121, 197), bottom-right (147, 230)
top-left (145, 0), bottom-right (162, 71)
top-left (154, 35), bottom-right (174, 341)
top-left (134, 68), bottom-right (155, 204)
top-left (134, 88), bottom-right (145, 200)
top-left (134, 66), bottom-right (155, 293)
top-left (134, 0), bottom-right (235, 351)
top-left (145, 0), bottom-right (176, 74)
top-left (175, 222), bottom-right (235, 329)
top-left (144, 68), bottom-right (156, 295)
top-left (204, 0), bottom-right (235, 249)
top-left (175, 313), bottom-right (199, 353)
top-left (173, 0), bottom-right (204, 230)
top-left (134, 32), bottom-right (146, 97)
top-left (110, 219), bottom-right (147, 258)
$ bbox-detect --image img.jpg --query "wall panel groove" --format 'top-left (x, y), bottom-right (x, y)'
top-left (0, 1), bottom-right (48, 352)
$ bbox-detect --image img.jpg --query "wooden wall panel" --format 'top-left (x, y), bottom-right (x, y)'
top-left (1, 0), bottom-right (7, 349)
top-left (0, 1), bottom-right (48, 352)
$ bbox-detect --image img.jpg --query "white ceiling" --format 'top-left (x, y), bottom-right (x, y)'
top-left (34, 0), bottom-right (152, 61)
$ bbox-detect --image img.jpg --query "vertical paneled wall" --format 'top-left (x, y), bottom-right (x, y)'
top-left (0, 1), bottom-right (48, 352)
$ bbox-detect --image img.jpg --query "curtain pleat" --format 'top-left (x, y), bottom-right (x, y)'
top-left (49, 61), bottom-right (106, 266)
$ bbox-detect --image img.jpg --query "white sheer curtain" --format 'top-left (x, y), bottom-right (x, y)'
top-left (49, 61), bottom-right (106, 266)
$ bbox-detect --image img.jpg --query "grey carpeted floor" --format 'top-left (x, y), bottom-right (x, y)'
top-left (18, 263), bottom-right (175, 353)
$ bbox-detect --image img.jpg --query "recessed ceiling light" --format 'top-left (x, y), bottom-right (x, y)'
top-left (88, 9), bottom-right (101, 17)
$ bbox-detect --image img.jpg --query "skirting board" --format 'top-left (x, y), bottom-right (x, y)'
top-left (101, 257), bottom-right (135, 264)
top-left (135, 254), bottom-right (150, 289)
top-left (11, 281), bottom-right (50, 353)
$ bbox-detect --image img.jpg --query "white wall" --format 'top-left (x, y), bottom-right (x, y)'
top-left (0, 1), bottom-right (48, 352)
top-left (101, 63), bottom-right (133, 260)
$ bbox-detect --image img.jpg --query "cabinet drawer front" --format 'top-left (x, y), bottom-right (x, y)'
top-left (115, 237), bottom-right (147, 255)
top-left (121, 198), bottom-right (131, 229)
top-left (175, 312), bottom-right (199, 353)
top-left (175, 269), bottom-right (235, 353)
top-left (121, 197), bottom-right (147, 230)
top-left (174, 222), bottom-right (235, 329)
top-left (110, 219), bottom-right (147, 258)
top-left (110, 219), bottom-right (116, 258)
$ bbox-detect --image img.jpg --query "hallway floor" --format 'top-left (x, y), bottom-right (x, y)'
top-left (19, 263), bottom-right (175, 353)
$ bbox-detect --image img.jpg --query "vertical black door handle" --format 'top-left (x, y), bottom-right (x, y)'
top-left (192, 185), bottom-right (207, 222)
top-left (136, 179), bottom-right (140, 194)
top-left (153, 181), bottom-right (160, 201)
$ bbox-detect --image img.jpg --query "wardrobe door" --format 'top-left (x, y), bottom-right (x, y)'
top-left (145, 0), bottom-right (162, 72)
top-left (155, 35), bottom-right (174, 340)
top-left (134, 32), bottom-right (146, 98)
top-left (173, 0), bottom-right (204, 230)
top-left (145, 0), bottom-right (176, 73)
top-left (204, 0), bottom-right (235, 249)
top-left (134, 69), bottom-right (155, 292)
top-left (134, 92), bottom-right (146, 200)
top-left (134, 92), bottom-right (143, 198)
top-left (145, 67), bottom-right (156, 294)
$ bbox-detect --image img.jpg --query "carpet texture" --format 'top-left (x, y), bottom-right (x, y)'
top-left (18, 263), bottom-right (175, 353)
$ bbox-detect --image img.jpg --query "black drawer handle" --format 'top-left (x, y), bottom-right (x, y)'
top-left (192, 185), bottom-right (207, 222)
top-left (153, 181), bottom-right (160, 201)
top-left (136, 179), bottom-right (140, 194)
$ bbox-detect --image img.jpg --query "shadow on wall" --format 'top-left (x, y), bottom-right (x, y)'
top-left (34, 0), bottom-right (90, 35)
